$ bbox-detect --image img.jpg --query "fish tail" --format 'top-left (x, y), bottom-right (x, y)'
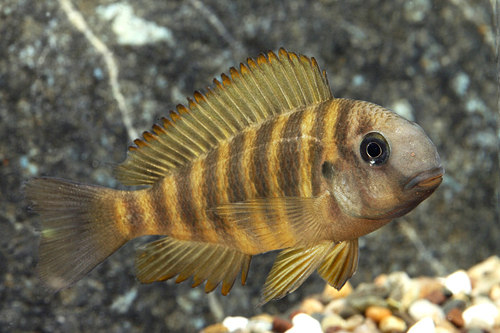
top-left (23, 177), bottom-right (130, 292)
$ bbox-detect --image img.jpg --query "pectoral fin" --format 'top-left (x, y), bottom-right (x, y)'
top-left (317, 239), bottom-right (359, 290)
top-left (257, 241), bottom-right (336, 307)
top-left (135, 237), bottom-right (252, 295)
top-left (211, 196), bottom-right (326, 250)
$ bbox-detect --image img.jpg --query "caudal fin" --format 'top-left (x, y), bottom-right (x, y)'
top-left (23, 177), bottom-right (128, 292)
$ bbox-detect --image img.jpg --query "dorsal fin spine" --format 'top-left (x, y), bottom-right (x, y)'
top-left (212, 79), bottom-right (249, 129)
top-left (152, 122), bottom-right (200, 163)
top-left (266, 51), bottom-right (297, 109)
top-left (247, 58), bottom-right (282, 115)
top-left (177, 104), bottom-right (220, 148)
top-left (152, 122), bottom-right (194, 165)
top-left (175, 105), bottom-right (217, 151)
top-left (229, 67), bottom-right (267, 122)
top-left (215, 77), bottom-right (252, 126)
top-left (187, 97), bottom-right (227, 142)
top-left (277, 50), bottom-right (307, 106)
top-left (269, 51), bottom-right (300, 108)
top-left (228, 72), bottom-right (263, 123)
top-left (166, 111), bottom-right (207, 155)
top-left (255, 54), bottom-right (287, 113)
top-left (205, 87), bottom-right (241, 134)
top-left (238, 63), bottom-right (273, 119)
top-left (293, 53), bottom-right (317, 104)
top-left (220, 73), bottom-right (260, 124)
top-left (191, 92), bottom-right (233, 139)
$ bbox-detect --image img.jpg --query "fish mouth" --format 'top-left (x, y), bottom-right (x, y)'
top-left (404, 166), bottom-right (445, 190)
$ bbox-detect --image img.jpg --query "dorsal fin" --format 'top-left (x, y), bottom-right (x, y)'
top-left (114, 48), bottom-right (333, 186)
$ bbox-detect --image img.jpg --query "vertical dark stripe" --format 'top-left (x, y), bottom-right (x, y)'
top-left (251, 119), bottom-right (275, 197)
top-left (227, 133), bottom-right (246, 203)
top-left (150, 182), bottom-right (170, 234)
top-left (174, 165), bottom-right (199, 238)
top-left (334, 99), bottom-right (355, 156)
top-left (203, 148), bottom-right (232, 237)
top-left (279, 109), bottom-right (304, 197)
top-left (310, 103), bottom-right (327, 196)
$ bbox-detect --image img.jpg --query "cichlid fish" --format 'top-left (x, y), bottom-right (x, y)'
top-left (24, 48), bottom-right (444, 305)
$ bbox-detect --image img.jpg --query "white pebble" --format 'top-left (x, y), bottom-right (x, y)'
top-left (444, 270), bottom-right (471, 295)
top-left (408, 299), bottom-right (445, 322)
top-left (462, 303), bottom-right (499, 330)
top-left (222, 316), bottom-right (249, 331)
top-left (287, 313), bottom-right (322, 333)
top-left (407, 317), bottom-right (435, 333)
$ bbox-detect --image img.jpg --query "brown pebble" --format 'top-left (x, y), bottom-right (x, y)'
top-left (425, 289), bottom-right (447, 305)
top-left (416, 276), bottom-right (444, 299)
top-left (300, 297), bottom-right (325, 315)
top-left (446, 307), bottom-right (464, 328)
top-left (272, 316), bottom-right (293, 333)
top-left (289, 310), bottom-right (304, 320)
top-left (323, 281), bottom-right (353, 300)
top-left (365, 306), bottom-right (392, 323)
top-left (200, 323), bottom-right (229, 333)
top-left (379, 315), bottom-right (407, 333)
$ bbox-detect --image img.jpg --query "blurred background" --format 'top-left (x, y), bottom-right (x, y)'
top-left (0, 0), bottom-right (498, 331)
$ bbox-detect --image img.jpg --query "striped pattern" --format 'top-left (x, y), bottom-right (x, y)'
top-left (130, 99), bottom-right (343, 254)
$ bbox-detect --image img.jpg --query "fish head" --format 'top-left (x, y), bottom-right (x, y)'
top-left (327, 100), bottom-right (444, 221)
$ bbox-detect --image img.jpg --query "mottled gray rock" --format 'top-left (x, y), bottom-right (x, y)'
top-left (0, 0), bottom-right (497, 331)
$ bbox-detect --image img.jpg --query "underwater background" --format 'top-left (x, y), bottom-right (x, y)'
top-left (0, 0), bottom-right (498, 331)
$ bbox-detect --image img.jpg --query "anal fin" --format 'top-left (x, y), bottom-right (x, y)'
top-left (317, 239), bottom-right (359, 290)
top-left (135, 237), bottom-right (252, 295)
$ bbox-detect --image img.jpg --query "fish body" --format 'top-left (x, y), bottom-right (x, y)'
top-left (24, 48), bottom-right (443, 305)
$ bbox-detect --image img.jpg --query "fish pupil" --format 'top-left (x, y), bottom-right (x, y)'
top-left (366, 142), bottom-right (381, 158)
top-left (360, 132), bottom-right (390, 166)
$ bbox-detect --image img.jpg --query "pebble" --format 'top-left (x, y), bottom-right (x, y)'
top-left (201, 323), bottom-right (229, 333)
top-left (445, 307), bottom-right (464, 327)
top-left (353, 318), bottom-right (379, 333)
top-left (462, 302), bottom-right (499, 330)
top-left (468, 256), bottom-right (500, 297)
top-left (379, 315), bottom-right (407, 332)
top-left (300, 297), bottom-right (325, 315)
top-left (222, 316), bottom-right (248, 331)
top-left (273, 317), bottom-right (293, 333)
top-left (287, 313), bottom-right (322, 333)
top-left (490, 284), bottom-right (500, 302)
top-left (321, 313), bottom-right (345, 331)
top-left (323, 281), bottom-right (353, 300)
top-left (442, 298), bottom-right (467, 314)
top-left (444, 270), bottom-right (472, 295)
top-left (365, 306), bottom-right (392, 323)
top-left (408, 299), bottom-right (445, 322)
top-left (248, 314), bottom-right (273, 332)
top-left (407, 317), bottom-right (435, 333)
top-left (202, 256), bottom-right (500, 332)
top-left (415, 276), bottom-right (444, 299)
top-left (424, 289), bottom-right (447, 305)
top-left (344, 314), bottom-right (364, 330)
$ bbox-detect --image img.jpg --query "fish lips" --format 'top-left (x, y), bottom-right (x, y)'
top-left (404, 166), bottom-right (445, 191)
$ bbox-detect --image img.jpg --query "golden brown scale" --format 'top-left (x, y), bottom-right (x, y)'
top-left (23, 48), bottom-right (443, 305)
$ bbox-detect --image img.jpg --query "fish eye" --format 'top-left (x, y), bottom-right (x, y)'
top-left (360, 132), bottom-right (390, 166)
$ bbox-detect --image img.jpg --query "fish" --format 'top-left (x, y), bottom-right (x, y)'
top-left (23, 48), bottom-right (444, 306)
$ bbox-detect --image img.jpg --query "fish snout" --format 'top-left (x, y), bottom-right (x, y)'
top-left (404, 166), bottom-right (444, 191)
